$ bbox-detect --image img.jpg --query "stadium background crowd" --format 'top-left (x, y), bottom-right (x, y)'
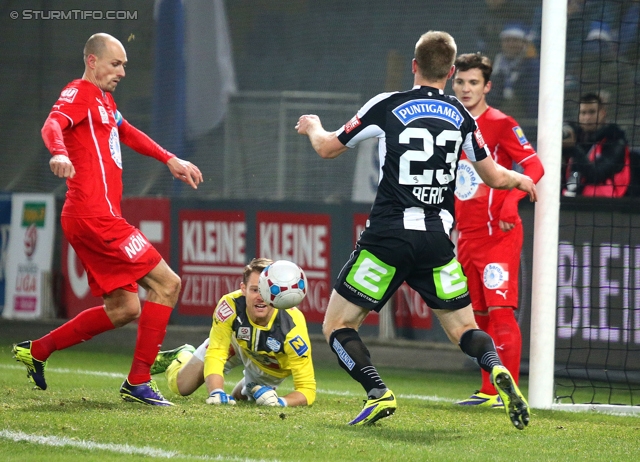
top-left (1, 0), bottom-right (639, 201)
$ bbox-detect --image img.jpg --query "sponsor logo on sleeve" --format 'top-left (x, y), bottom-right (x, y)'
top-left (455, 159), bottom-right (484, 201)
top-left (289, 335), bottom-right (309, 357)
top-left (59, 87), bottom-right (78, 103)
top-left (344, 115), bottom-right (361, 133)
top-left (215, 300), bottom-right (234, 322)
top-left (474, 128), bottom-right (486, 149)
top-left (513, 126), bottom-right (528, 145)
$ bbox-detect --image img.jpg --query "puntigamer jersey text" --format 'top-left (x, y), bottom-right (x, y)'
top-left (337, 86), bottom-right (489, 234)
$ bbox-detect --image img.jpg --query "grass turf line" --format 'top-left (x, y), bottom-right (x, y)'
top-left (2, 345), bottom-right (640, 462)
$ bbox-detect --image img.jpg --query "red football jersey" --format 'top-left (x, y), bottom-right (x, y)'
top-left (455, 106), bottom-right (537, 237)
top-left (50, 79), bottom-right (124, 218)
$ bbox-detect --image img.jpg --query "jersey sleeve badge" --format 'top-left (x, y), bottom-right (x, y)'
top-left (474, 128), bottom-right (486, 149)
top-left (455, 159), bottom-right (484, 201)
top-left (344, 115), bottom-right (361, 133)
top-left (59, 87), bottom-right (78, 103)
top-left (512, 126), bottom-right (528, 145)
top-left (215, 300), bottom-right (234, 323)
top-left (288, 335), bottom-right (309, 356)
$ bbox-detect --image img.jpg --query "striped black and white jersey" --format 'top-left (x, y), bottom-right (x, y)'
top-left (337, 85), bottom-right (489, 234)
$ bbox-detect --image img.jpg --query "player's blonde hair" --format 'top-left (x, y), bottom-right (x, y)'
top-left (414, 31), bottom-right (457, 81)
top-left (243, 258), bottom-right (273, 284)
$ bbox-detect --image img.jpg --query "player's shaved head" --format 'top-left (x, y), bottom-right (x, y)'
top-left (82, 33), bottom-right (127, 92)
top-left (415, 31), bottom-right (457, 81)
top-left (83, 33), bottom-right (123, 63)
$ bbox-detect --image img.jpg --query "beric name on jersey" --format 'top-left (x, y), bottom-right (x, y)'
top-left (337, 87), bottom-right (487, 232)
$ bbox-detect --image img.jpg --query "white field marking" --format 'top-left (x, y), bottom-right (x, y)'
top-left (2, 363), bottom-right (456, 403)
top-left (0, 430), bottom-right (278, 462)
top-left (292, 387), bottom-right (457, 403)
top-left (0, 363), bottom-right (124, 379)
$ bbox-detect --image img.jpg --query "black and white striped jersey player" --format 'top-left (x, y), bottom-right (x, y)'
top-left (295, 30), bottom-right (535, 429)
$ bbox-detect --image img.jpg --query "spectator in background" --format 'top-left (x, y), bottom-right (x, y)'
top-left (563, 92), bottom-right (630, 197)
top-left (619, 1), bottom-right (640, 64)
top-left (474, 0), bottom-right (538, 60)
top-left (531, 0), bottom-right (619, 60)
top-left (531, 2), bottom-right (630, 120)
top-left (487, 23), bottom-right (540, 121)
top-left (566, 21), bottom-right (634, 119)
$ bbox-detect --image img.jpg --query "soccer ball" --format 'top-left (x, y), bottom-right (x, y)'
top-left (258, 260), bottom-right (308, 309)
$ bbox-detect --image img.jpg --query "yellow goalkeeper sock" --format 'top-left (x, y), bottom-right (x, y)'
top-left (166, 351), bottom-right (193, 395)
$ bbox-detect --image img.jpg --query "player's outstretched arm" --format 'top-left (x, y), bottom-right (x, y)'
top-left (42, 114), bottom-right (76, 178)
top-left (295, 114), bottom-right (348, 159)
top-left (167, 157), bottom-right (203, 190)
top-left (473, 156), bottom-right (537, 202)
top-left (117, 119), bottom-right (203, 189)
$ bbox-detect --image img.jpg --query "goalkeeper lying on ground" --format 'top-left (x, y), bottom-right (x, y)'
top-left (150, 258), bottom-right (316, 407)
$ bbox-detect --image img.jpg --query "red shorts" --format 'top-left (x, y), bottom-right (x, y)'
top-left (456, 223), bottom-right (523, 312)
top-left (62, 215), bottom-right (163, 297)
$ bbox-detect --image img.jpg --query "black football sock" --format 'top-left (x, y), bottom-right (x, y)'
top-left (329, 328), bottom-right (387, 398)
top-left (458, 328), bottom-right (502, 373)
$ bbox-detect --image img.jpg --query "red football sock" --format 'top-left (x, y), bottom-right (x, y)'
top-left (474, 313), bottom-right (496, 395)
top-left (489, 307), bottom-right (522, 384)
top-left (474, 312), bottom-right (490, 332)
top-left (31, 305), bottom-right (115, 361)
top-left (127, 301), bottom-right (173, 385)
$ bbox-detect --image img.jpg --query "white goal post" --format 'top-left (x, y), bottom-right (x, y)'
top-left (529, 0), bottom-right (567, 411)
top-left (531, 0), bottom-right (640, 415)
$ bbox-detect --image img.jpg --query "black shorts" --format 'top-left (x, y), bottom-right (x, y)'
top-left (334, 226), bottom-right (471, 312)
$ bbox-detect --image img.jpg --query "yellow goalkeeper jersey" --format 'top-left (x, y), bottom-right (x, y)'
top-left (204, 289), bottom-right (316, 405)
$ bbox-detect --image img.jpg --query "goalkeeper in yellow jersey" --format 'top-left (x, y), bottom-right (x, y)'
top-left (150, 258), bottom-right (316, 407)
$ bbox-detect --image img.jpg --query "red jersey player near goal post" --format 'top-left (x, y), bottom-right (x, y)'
top-left (12, 33), bottom-right (203, 406)
top-left (452, 53), bottom-right (544, 407)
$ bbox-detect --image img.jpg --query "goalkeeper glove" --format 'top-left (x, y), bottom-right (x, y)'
top-left (206, 389), bottom-right (236, 405)
top-left (251, 385), bottom-right (287, 407)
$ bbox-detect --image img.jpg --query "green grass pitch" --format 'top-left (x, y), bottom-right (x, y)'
top-left (1, 343), bottom-right (639, 461)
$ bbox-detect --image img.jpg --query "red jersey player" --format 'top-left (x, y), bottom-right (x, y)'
top-left (12, 33), bottom-right (203, 406)
top-left (452, 53), bottom-right (544, 407)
